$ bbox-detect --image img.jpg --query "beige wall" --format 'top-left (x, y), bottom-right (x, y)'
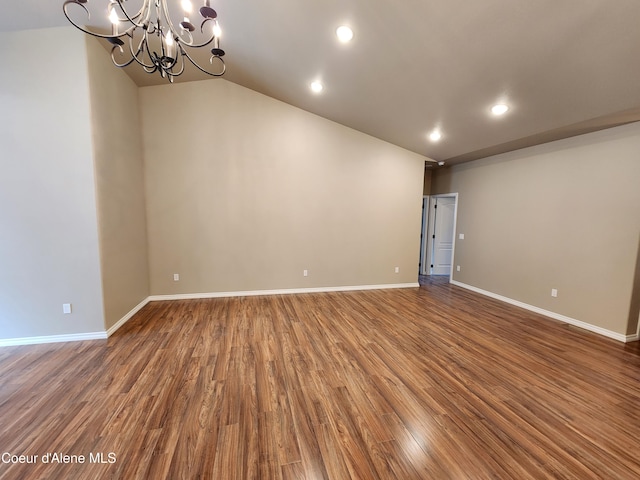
top-left (86, 38), bottom-right (150, 330)
top-left (0, 28), bottom-right (105, 339)
top-left (432, 122), bottom-right (640, 335)
top-left (140, 79), bottom-right (425, 295)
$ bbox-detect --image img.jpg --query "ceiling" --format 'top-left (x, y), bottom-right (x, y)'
top-left (3, 1), bottom-right (640, 164)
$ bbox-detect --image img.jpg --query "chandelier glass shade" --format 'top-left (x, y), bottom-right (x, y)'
top-left (63, 0), bottom-right (226, 82)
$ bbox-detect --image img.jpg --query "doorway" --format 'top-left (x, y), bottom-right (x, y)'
top-left (419, 194), bottom-right (458, 278)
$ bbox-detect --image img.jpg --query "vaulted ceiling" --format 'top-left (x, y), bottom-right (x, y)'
top-left (3, 1), bottom-right (640, 164)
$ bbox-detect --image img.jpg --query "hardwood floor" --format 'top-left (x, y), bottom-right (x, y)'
top-left (1, 282), bottom-right (640, 479)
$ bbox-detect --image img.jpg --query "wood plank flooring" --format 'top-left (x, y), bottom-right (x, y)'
top-left (1, 280), bottom-right (640, 479)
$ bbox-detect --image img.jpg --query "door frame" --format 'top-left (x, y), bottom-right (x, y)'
top-left (419, 196), bottom-right (430, 276)
top-left (423, 193), bottom-right (458, 279)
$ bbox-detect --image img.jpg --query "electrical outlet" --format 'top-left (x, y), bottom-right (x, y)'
top-left (63, 303), bottom-right (72, 314)
top-left (551, 288), bottom-right (558, 298)
top-left (303, 269), bottom-right (308, 277)
top-left (459, 233), bottom-right (465, 239)
top-left (456, 265), bottom-right (461, 272)
top-left (173, 273), bottom-right (180, 281)
top-left (394, 266), bottom-right (400, 273)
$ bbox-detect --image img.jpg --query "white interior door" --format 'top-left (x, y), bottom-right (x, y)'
top-left (431, 196), bottom-right (456, 275)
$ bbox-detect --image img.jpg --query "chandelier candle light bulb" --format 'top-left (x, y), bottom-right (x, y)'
top-left (108, 7), bottom-right (119, 25)
top-left (165, 31), bottom-right (175, 58)
top-left (213, 20), bottom-right (221, 49)
top-left (63, 0), bottom-right (227, 82)
top-left (181, 0), bottom-right (193, 28)
top-left (213, 21), bottom-right (222, 38)
top-left (108, 4), bottom-right (119, 36)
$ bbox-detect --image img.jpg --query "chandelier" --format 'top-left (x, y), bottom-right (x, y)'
top-left (63, 0), bottom-right (226, 82)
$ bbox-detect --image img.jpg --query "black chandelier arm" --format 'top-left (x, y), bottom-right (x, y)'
top-left (110, 44), bottom-right (137, 68)
top-left (159, 0), bottom-right (181, 40)
top-left (63, 1), bottom-right (137, 41)
top-left (138, 34), bottom-right (170, 74)
top-left (107, 31), bottom-right (155, 71)
top-left (175, 29), bottom-right (195, 47)
top-left (190, 16), bottom-right (218, 48)
top-left (115, 0), bottom-right (151, 31)
top-left (131, 32), bottom-right (160, 71)
top-left (165, 49), bottom-right (186, 77)
top-left (157, 0), bottom-right (217, 49)
top-left (180, 45), bottom-right (225, 77)
top-left (159, 1), bottom-right (213, 49)
top-left (119, 33), bottom-right (152, 69)
top-left (176, 16), bottom-right (217, 49)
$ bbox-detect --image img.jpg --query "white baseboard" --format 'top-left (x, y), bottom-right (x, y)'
top-left (0, 297), bottom-right (151, 347)
top-left (0, 284), bottom-right (420, 348)
top-left (148, 282), bottom-right (420, 302)
top-left (0, 331), bottom-right (108, 347)
top-left (450, 280), bottom-right (630, 343)
top-left (106, 297), bottom-right (151, 337)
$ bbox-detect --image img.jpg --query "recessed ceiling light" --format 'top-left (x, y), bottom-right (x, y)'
top-left (491, 104), bottom-right (509, 116)
top-left (429, 130), bottom-right (442, 142)
top-left (336, 26), bottom-right (354, 43)
top-left (310, 81), bottom-right (324, 93)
